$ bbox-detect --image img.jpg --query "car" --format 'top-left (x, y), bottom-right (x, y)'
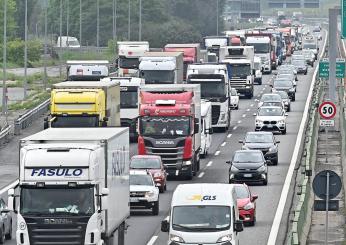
top-left (312, 26), bottom-right (322, 40)
top-left (254, 106), bottom-right (288, 134)
top-left (239, 131), bottom-right (280, 165)
top-left (276, 73), bottom-right (297, 87)
top-left (0, 198), bottom-right (12, 243)
top-left (234, 184), bottom-right (258, 226)
top-left (230, 88), bottom-right (240, 110)
top-left (258, 93), bottom-right (282, 108)
top-left (291, 59), bottom-right (308, 75)
top-left (227, 150), bottom-right (269, 185)
top-left (271, 79), bottom-right (296, 101)
top-left (130, 155), bottom-right (167, 193)
top-left (278, 65), bottom-right (298, 80)
top-left (274, 90), bottom-right (291, 112)
top-left (261, 101), bottom-right (284, 109)
top-left (302, 49), bottom-right (315, 67)
top-left (129, 170), bottom-right (160, 215)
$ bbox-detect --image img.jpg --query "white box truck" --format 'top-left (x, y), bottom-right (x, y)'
top-left (161, 183), bottom-right (243, 244)
top-left (139, 52), bottom-right (184, 84)
top-left (8, 128), bottom-right (130, 245)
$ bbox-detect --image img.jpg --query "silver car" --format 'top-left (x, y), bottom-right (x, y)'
top-left (274, 91), bottom-right (291, 112)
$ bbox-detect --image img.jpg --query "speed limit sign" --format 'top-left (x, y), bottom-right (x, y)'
top-left (319, 101), bottom-right (337, 120)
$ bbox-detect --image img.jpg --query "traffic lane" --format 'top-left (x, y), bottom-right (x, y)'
top-left (152, 66), bottom-right (317, 245)
top-left (125, 74), bottom-right (274, 245)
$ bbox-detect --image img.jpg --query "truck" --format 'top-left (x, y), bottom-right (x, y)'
top-left (186, 63), bottom-right (231, 131)
top-left (203, 36), bottom-right (230, 62)
top-left (278, 28), bottom-right (293, 56)
top-left (139, 52), bottom-right (184, 84)
top-left (66, 60), bottom-right (109, 81)
top-left (254, 56), bottom-right (263, 85)
top-left (8, 127), bottom-right (130, 245)
top-left (138, 84), bottom-right (201, 179)
top-left (117, 41), bottom-right (149, 77)
top-left (200, 100), bottom-right (212, 157)
top-left (223, 46), bottom-right (255, 99)
top-left (102, 77), bottom-right (145, 141)
top-left (56, 36), bottom-right (80, 48)
top-left (45, 81), bottom-right (120, 128)
top-left (164, 44), bottom-right (202, 80)
top-left (160, 183), bottom-right (243, 245)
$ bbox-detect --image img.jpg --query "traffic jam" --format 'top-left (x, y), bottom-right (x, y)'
top-left (5, 14), bottom-right (325, 245)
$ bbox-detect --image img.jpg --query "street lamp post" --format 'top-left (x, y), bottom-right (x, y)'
top-left (43, 0), bottom-right (48, 90)
top-left (24, 0), bottom-right (28, 99)
top-left (97, 0), bottom-right (99, 47)
top-left (216, 0), bottom-right (219, 35)
top-left (59, 0), bottom-right (62, 77)
top-left (139, 0), bottom-right (142, 41)
top-left (2, 0), bottom-right (8, 120)
top-left (80, 0), bottom-right (82, 46)
top-left (128, 0), bottom-right (131, 40)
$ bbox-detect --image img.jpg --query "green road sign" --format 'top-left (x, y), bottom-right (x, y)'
top-left (343, 0), bottom-right (346, 38)
top-left (319, 58), bottom-right (346, 78)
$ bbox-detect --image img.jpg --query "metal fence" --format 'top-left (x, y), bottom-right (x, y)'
top-left (0, 125), bottom-right (13, 147)
top-left (14, 99), bottom-right (50, 135)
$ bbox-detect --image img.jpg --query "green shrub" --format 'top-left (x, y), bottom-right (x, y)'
top-left (4, 39), bottom-right (42, 66)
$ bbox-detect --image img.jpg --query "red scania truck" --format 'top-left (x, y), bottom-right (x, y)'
top-left (138, 84), bottom-right (201, 180)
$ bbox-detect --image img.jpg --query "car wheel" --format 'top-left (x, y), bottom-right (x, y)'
top-left (229, 178), bottom-right (235, 184)
top-left (249, 216), bottom-right (256, 226)
top-left (236, 105), bottom-right (239, 110)
top-left (263, 175), bottom-right (268, 186)
top-left (5, 221), bottom-right (11, 240)
top-left (292, 96), bottom-right (296, 102)
top-left (186, 166), bottom-right (193, 180)
top-left (258, 79), bottom-right (262, 85)
top-left (287, 106), bottom-right (291, 112)
top-left (159, 186), bottom-right (164, 193)
top-left (152, 201), bottom-right (159, 216)
top-left (0, 227), bottom-right (5, 244)
top-left (273, 156), bottom-right (278, 165)
top-left (281, 128), bottom-right (287, 135)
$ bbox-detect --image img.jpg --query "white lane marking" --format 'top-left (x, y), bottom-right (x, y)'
top-left (242, 114), bottom-right (246, 118)
top-left (227, 133), bottom-right (232, 138)
top-left (146, 236), bottom-right (158, 245)
top-left (215, 151), bottom-right (220, 156)
top-left (221, 142), bottom-right (227, 147)
top-left (246, 109), bottom-right (250, 112)
top-left (207, 161), bottom-right (213, 167)
top-left (0, 180), bottom-right (18, 196)
top-left (198, 172), bottom-right (205, 178)
top-left (250, 104), bottom-right (254, 107)
top-left (267, 32), bottom-right (328, 245)
top-left (254, 99), bottom-right (259, 102)
top-left (237, 120), bottom-right (242, 124)
top-left (233, 126), bottom-right (238, 130)
top-left (262, 87), bottom-right (266, 91)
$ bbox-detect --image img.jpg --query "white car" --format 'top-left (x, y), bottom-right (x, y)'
top-left (255, 106), bottom-right (288, 134)
top-left (129, 170), bottom-right (160, 215)
top-left (230, 88), bottom-right (240, 110)
top-left (258, 93), bottom-right (282, 108)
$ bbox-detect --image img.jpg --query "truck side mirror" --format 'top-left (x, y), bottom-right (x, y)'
top-left (100, 188), bottom-right (109, 211)
top-left (234, 220), bottom-right (244, 232)
top-left (161, 220), bottom-right (169, 232)
top-left (8, 189), bottom-right (16, 213)
top-left (194, 118), bottom-right (199, 134)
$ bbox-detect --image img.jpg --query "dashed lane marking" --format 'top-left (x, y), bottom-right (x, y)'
top-left (221, 142), bottom-right (227, 147)
top-left (146, 236), bottom-right (158, 245)
top-left (198, 172), bottom-right (205, 178)
top-left (215, 151), bottom-right (220, 156)
top-left (227, 133), bottom-right (232, 138)
top-left (233, 126), bottom-right (238, 130)
top-left (207, 161), bottom-right (213, 167)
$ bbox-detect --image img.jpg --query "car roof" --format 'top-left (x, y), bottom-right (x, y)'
top-left (130, 170), bottom-right (152, 175)
top-left (246, 131), bottom-right (273, 136)
top-left (235, 149), bottom-right (263, 154)
top-left (259, 106), bottom-right (283, 110)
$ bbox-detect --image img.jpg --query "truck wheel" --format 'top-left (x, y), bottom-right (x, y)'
top-left (0, 227), bottom-right (4, 244)
top-left (186, 166), bottom-right (193, 180)
top-left (5, 221), bottom-right (11, 240)
top-left (258, 79), bottom-right (262, 85)
top-left (152, 201), bottom-right (159, 216)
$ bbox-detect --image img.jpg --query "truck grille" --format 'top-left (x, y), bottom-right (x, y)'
top-left (144, 139), bottom-right (185, 165)
top-left (211, 105), bottom-right (221, 125)
top-left (24, 216), bottom-right (89, 245)
top-left (230, 79), bottom-right (247, 87)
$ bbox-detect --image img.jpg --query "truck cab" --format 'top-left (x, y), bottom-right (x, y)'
top-left (139, 52), bottom-right (184, 84)
top-left (66, 60), bottom-right (109, 81)
top-left (254, 56), bottom-right (263, 85)
top-left (246, 36), bottom-right (272, 74)
top-left (161, 184), bottom-right (243, 245)
top-left (117, 41), bottom-right (149, 77)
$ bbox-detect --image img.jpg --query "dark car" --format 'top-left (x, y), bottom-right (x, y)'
top-left (239, 132), bottom-right (280, 165)
top-left (271, 79), bottom-right (296, 101)
top-left (227, 150), bottom-right (269, 185)
top-left (291, 59), bottom-right (308, 75)
top-left (130, 155), bottom-right (167, 193)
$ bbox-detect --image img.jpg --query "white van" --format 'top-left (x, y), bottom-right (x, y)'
top-left (161, 183), bottom-right (243, 245)
top-left (66, 60), bottom-right (109, 81)
top-left (201, 100), bottom-right (213, 157)
top-left (56, 36), bottom-right (80, 48)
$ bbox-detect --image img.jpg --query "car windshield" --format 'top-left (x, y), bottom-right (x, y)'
top-left (20, 186), bottom-right (94, 216)
top-left (247, 42), bottom-right (270, 53)
top-left (140, 116), bottom-right (190, 137)
top-left (172, 206), bottom-right (231, 232)
top-left (130, 175), bottom-right (153, 186)
top-left (68, 40), bottom-right (79, 46)
top-left (131, 158), bottom-right (161, 169)
top-left (303, 43), bottom-right (316, 50)
top-left (235, 185), bottom-right (250, 199)
top-left (188, 78), bottom-right (226, 99)
top-left (141, 70), bottom-right (175, 84)
top-left (233, 152), bottom-right (263, 163)
top-left (246, 133), bottom-right (273, 143)
top-left (277, 74), bottom-right (293, 80)
top-left (261, 94), bottom-right (281, 102)
top-left (51, 116), bottom-right (99, 127)
top-left (275, 91), bottom-right (289, 99)
top-left (262, 102), bottom-right (282, 107)
top-left (292, 60), bottom-right (305, 66)
top-left (228, 64), bottom-right (251, 77)
top-left (258, 107), bottom-right (283, 116)
top-left (274, 80), bottom-right (292, 87)
top-left (120, 90), bottom-right (138, 109)
top-left (119, 57), bottom-right (140, 69)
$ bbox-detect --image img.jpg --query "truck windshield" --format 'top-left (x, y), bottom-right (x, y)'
top-left (51, 116), bottom-right (99, 127)
top-left (120, 91), bottom-right (138, 109)
top-left (140, 70), bottom-right (175, 84)
top-left (228, 64), bottom-right (251, 77)
top-left (188, 78), bottom-right (225, 99)
top-left (20, 186), bottom-right (94, 216)
top-left (247, 43), bottom-right (270, 53)
top-left (172, 206), bottom-right (231, 232)
top-left (119, 57), bottom-right (140, 69)
top-left (140, 116), bottom-right (190, 137)
top-left (303, 44), bottom-right (316, 50)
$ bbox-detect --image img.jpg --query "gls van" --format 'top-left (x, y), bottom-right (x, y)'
top-left (161, 184), bottom-right (243, 245)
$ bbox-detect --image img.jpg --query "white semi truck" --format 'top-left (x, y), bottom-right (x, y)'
top-left (8, 128), bottom-right (130, 245)
top-left (139, 52), bottom-right (184, 84)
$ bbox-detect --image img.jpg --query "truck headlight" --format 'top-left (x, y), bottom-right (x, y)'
top-left (145, 191), bottom-right (155, 198)
top-left (217, 234), bottom-right (232, 242)
top-left (170, 234), bottom-right (185, 243)
top-left (183, 160), bottom-right (191, 166)
top-left (243, 202), bottom-right (255, 210)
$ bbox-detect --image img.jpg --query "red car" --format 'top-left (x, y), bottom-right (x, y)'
top-left (234, 183), bottom-right (258, 226)
top-left (130, 155), bottom-right (167, 193)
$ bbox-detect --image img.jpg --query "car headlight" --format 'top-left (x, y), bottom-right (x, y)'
top-left (231, 165), bottom-right (239, 172)
top-left (268, 146), bottom-right (277, 152)
top-left (278, 120), bottom-right (285, 124)
top-left (256, 119), bottom-right (263, 124)
top-left (153, 172), bottom-right (162, 178)
top-left (243, 202), bottom-right (255, 210)
top-left (284, 101), bottom-right (289, 105)
top-left (257, 165), bottom-right (266, 172)
top-left (170, 234), bottom-right (185, 243)
top-left (217, 234), bottom-right (232, 242)
top-left (242, 146), bottom-right (250, 150)
top-left (289, 88), bottom-right (295, 92)
top-left (145, 191), bottom-right (156, 198)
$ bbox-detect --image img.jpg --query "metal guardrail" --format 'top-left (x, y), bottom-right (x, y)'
top-left (14, 99), bottom-right (50, 135)
top-left (54, 46), bottom-right (108, 54)
top-left (0, 125), bottom-right (13, 146)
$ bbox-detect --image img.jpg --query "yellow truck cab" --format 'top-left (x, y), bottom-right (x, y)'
top-left (45, 81), bottom-right (120, 128)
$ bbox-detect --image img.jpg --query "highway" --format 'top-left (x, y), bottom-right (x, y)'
top-left (0, 32), bottom-right (325, 245)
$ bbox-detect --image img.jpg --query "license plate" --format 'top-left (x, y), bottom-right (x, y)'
top-left (244, 174), bottom-right (252, 178)
top-left (130, 198), bottom-right (139, 203)
top-left (267, 125), bottom-right (273, 128)
top-left (92, 71), bottom-right (101, 75)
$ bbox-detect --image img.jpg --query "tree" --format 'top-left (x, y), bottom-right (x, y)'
top-left (0, 0), bottom-right (17, 42)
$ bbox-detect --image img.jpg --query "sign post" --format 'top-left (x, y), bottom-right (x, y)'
top-left (319, 101), bottom-right (336, 164)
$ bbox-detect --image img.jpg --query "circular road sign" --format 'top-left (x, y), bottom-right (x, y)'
top-left (319, 101), bottom-right (337, 120)
top-left (312, 170), bottom-right (342, 200)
